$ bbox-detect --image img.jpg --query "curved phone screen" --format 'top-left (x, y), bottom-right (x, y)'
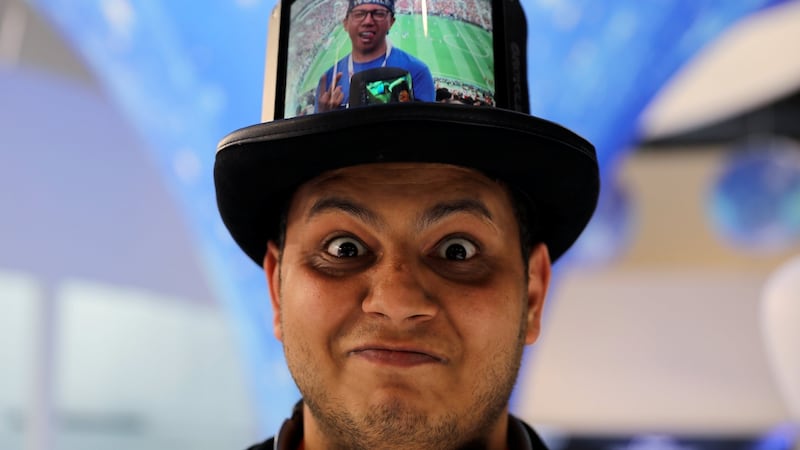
top-left (282, 0), bottom-right (495, 118)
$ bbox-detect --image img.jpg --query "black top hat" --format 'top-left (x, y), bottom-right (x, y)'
top-left (214, 102), bottom-right (599, 266)
top-left (215, 0), bottom-right (599, 268)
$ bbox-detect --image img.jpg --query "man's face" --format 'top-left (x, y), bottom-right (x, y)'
top-left (343, 5), bottom-right (395, 57)
top-left (264, 163), bottom-right (551, 449)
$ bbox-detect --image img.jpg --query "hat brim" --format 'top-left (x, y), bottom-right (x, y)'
top-left (214, 102), bottom-right (599, 266)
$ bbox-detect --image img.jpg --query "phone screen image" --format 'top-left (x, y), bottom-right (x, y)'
top-left (282, 0), bottom-right (495, 118)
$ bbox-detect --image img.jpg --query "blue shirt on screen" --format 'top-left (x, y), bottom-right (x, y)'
top-left (315, 46), bottom-right (434, 111)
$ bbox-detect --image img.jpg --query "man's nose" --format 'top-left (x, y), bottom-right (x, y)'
top-left (361, 259), bottom-right (439, 325)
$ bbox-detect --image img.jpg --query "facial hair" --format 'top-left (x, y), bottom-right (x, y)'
top-left (280, 294), bottom-right (530, 450)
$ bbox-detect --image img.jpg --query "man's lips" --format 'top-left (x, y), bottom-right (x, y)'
top-left (349, 346), bottom-right (446, 367)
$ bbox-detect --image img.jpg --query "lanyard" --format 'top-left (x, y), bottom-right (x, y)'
top-left (345, 38), bottom-right (393, 82)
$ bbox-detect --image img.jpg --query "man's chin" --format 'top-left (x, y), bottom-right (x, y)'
top-left (359, 400), bottom-right (458, 447)
top-left (359, 382), bottom-right (438, 413)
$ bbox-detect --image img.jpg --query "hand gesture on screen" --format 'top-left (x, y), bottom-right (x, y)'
top-left (318, 72), bottom-right (344, 112)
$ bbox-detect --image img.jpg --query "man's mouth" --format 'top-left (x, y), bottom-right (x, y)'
top-left (349, 346), bottom-right (445, 367)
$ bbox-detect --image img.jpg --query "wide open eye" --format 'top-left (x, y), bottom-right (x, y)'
top-left (435, 237), bottom-right (478, 261)
top-left (325, 236), bottom-right (368, 258)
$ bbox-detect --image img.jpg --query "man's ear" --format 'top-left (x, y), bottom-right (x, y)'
top-left (524, 243), bottom-right (551, 345)
top-left (264, 241), bottom-right (283, 341)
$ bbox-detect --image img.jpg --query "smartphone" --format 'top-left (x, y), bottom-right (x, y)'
top-left (261, 0), bottom-right (530, 121)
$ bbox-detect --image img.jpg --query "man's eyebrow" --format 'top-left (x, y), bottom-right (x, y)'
top-left (306, 196), bottom-right (382, 227)
top-left (418, 198), bottom-right (494, 230)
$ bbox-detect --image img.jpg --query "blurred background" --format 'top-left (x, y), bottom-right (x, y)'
top-left (1, 0), bottom-right (799, 449)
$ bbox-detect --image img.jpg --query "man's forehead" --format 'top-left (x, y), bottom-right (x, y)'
top-left (284, 162), bottom-right (517, 223)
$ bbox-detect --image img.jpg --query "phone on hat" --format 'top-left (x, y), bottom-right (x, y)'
top-left (261, 0), bottom-right (530, 121)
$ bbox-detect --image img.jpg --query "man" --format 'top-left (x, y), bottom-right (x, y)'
top-left (316, 0), bottom-right (435, 112)
top-left (266, 162), bottom-right (552, 450)
top-left (214, 104), bottom-right (600, 449)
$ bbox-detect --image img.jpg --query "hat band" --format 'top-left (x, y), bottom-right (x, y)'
top-left (349, 0), bottom-right (394, 12)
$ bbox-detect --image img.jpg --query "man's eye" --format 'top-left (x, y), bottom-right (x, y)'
top-left (325, 237), bottom-right (367, 258)
top-left (435, 237), bottom-right (478, 261)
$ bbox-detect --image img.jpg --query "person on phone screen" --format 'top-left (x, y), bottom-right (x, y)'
top-left (315, 0), bottom-right (435, 112)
